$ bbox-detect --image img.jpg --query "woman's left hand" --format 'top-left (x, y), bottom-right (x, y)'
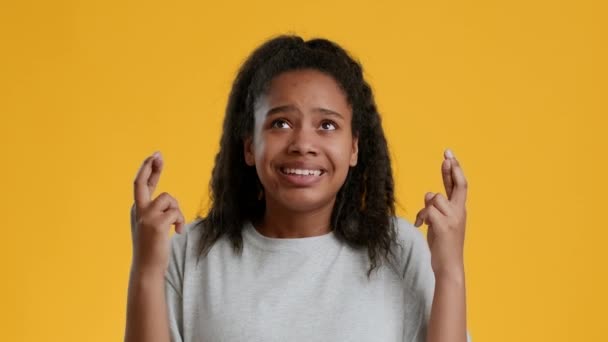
top-left (414, 149), bottom-right (468, 276)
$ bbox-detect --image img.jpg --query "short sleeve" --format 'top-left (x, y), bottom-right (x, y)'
top-left (165, 277), bottom-right (184, 342)
top-left (395, 217), bottom-right (472, 342)
top-left (394, 217), bottom-right (435, 342)
top-left (164, 222), bottom-right (193, 342)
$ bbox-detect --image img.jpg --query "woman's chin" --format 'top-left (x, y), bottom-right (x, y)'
top-left (273, 190), bottom-right (334, 213)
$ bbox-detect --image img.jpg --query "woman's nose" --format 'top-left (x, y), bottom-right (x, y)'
top-left (287, 127), bottom-right (318, 156)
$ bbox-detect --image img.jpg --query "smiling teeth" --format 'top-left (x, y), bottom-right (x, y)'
top-left (282, 168), bottom-right (322, 176)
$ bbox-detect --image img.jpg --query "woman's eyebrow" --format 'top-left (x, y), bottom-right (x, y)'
top-left (266, 105), bottom-right (344, 120)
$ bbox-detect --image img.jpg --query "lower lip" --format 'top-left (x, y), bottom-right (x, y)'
top-left (278, 169), bottom-right (325, 187)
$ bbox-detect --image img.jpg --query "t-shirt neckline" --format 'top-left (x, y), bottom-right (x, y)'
top-left (243, 220), bottom-right (339, 252)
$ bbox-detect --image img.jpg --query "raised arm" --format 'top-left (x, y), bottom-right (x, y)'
top-left (124, 152), bottom-right (185, 342)
top-left (125, 265), bottom-right (171, 342)
top-left (427, 269), bottom-right (467, 342)
top-left (414, 149), bottom-right (469, 342)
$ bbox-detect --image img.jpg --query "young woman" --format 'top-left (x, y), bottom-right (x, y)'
top-left (125, 34), bottom-right (471, 342)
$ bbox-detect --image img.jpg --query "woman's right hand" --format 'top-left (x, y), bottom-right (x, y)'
top-left (129, 151), bottom-right (185, 277)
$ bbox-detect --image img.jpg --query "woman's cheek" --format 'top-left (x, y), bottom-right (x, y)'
top-left (328, 149), bottom-right (350, 176)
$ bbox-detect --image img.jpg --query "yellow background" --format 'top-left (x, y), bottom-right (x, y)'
top-left (1, 0), bottom-right (606, 340)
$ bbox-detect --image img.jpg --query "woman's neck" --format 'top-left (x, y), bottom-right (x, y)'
top-left (254, 198), bottom-right (335, 238)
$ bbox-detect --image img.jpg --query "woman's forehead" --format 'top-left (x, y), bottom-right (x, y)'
top-left (258, 69), bottom-right (351, 114)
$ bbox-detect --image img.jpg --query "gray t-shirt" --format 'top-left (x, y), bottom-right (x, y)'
top-left (164, 216), bottom-right (472, 342)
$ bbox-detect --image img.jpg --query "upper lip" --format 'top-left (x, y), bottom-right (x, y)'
top-left (278, 161), bottom-right (326, 172)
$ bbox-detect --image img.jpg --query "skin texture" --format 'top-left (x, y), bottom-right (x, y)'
top-left (414, 149), bottom-right (469, 342)
top-left (244, 69), bottom-right (358, 238)
top-left (125, 151), bottom-right (186, 342)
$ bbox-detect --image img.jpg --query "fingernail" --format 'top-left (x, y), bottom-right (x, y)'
top-left (153, 151), bottom-right (162, 160)
top-left (445, 148), bottom-right (454, 159)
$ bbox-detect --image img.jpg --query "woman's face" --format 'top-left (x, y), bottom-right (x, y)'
top-left (244, 68), bottom-right (358, 213)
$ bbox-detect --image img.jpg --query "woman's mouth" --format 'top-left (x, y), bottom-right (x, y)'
top-left (278, 167), bottom-right (325, 186)
top-left (280, 168), bottom-right (325, 177)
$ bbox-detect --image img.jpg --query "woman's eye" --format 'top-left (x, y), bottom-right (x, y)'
top-left (271, 119), bottom-right (290, 129)
top-left (320, 121), bottom-right (337, 130)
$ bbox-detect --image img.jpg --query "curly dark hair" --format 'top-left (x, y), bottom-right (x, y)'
top-left (193, 34), bottom-right (400, 278)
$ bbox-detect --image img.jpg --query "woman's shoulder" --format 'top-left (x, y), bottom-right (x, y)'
top-left (388, 216), bottom-right (432, 278)
top-left (167, 217), bottom-right (206, 255)
top-left (392, 216), bottom-right (428, 249)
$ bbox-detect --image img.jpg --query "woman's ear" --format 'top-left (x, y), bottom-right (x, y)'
top-left (244, 136), bottom-right (255, 166)
top-left (350, 135), bottom-right (359, 166)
